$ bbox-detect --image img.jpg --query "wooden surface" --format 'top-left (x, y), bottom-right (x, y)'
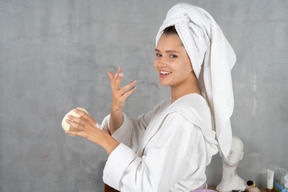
top-left (105, 184), bottom-right (120, 192)
top-left (105, 184), bottom-right (267, 192)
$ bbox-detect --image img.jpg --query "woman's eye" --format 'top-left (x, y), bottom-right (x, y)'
top-left (170, 54), bottom-right (177, 58)
top-left (156, 53), bottom-right (162, 57)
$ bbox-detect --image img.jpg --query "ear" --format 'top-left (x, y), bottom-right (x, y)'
top-left (239, 152), bottom-right (244, 160)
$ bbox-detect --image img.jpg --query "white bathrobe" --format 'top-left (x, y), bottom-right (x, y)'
top-left (101, 94), bottom-right (218, 192)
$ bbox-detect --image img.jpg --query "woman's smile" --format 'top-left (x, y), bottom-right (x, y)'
top-left (159, 70), bottom-right (172, 78)
top-left (154, 33), bottom-right (194, 88)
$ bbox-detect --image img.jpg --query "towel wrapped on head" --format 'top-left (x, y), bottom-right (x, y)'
top-left (156, 3), bottom-right (236, 158)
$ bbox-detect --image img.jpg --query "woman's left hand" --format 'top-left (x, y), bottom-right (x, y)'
top-left (65, 108), bottom-right (119, 155)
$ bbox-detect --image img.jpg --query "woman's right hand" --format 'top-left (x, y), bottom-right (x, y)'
top-left (108, 66), bottom-right (136, 113)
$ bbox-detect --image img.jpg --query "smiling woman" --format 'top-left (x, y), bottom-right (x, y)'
top-left (65, 2), bottom-right (236, 192)
top-left (154, 26), bottom-right (201, 103)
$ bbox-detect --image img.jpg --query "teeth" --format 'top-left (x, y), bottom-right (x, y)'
top-left (160, 71), bottom-right (171, 75)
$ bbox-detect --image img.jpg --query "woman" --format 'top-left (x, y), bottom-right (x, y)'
top-left (65, 3), bottom-right (236, 192)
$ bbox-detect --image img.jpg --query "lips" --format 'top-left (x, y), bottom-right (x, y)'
top-left (159, 70), bottom-right (171, 78)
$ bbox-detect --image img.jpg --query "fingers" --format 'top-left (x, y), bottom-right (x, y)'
top-left (65, 117), bottom-right (102, 142)
top-left (67, 109), bottom-right (100, 131)
top-left (113, 66), bottom-right (121, 79)
top-left (119, 80), bottom-right (136, 94)
top-left (66, 115), bottom-right (86, 128)
top-left (65, 115), bottom-right (100, 135)
top-left (115, 72), bottom-right (123, 89)
top-left (73, 108), bottom-right (96, 125)
top-left (107, 67), bottom-right (136, 95)
top-left (108, 67), bottom-right (136, 96)
top-left (108, 67), bottom-right (123, 92)
top-left (65, 118), bottom-right (83, 129)
top-left (122, 86), bottom-right (136, 99)
top-left (108, 66), bottom-right (122, 82)
top-left (65, 130), bottom-right (87, 138)
top-left (108, 71), bottom-right (114, 82)
top-left (107, 67), bottom-right (137, 111)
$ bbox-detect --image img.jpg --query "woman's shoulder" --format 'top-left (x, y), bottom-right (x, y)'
top-left (150, 98), bottom-right (171, 114)
top-left (165, 93), bottom-right (212, 127)
top-left (155, 94), bottom-right (209, 112)
top-left (169, 94), bottom-right (210, 114)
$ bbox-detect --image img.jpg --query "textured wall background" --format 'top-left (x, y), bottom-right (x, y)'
top-left (0, 0), bottom-right (287, 191)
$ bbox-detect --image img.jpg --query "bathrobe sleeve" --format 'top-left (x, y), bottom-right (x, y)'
top-left (101, 99), bottom-right (169, 150)
top-left (103, 111), bottom-right (207, 192)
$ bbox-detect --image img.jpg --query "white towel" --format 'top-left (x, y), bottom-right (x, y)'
top-left (155, 3), bottom-right (236, 157)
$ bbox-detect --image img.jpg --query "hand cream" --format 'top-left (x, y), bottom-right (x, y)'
top-left (267, 169), bottom-right (274, 192)
top-left (284, 173), bottom-right (288, 189)
top-left (61, 107), bottom-right (88, 135)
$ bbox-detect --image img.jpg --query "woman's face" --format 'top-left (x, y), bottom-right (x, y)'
top-left (154, 34), bottom-right (194, 88)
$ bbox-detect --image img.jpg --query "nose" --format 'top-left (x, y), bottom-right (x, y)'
top-left (155, 57), bottom-right (167, 68)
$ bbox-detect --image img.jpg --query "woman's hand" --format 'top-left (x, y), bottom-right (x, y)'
top-left (107, 67), bottom-right (137, 134)
top-left (108, 67), bottom-right (136, 112)
top-left (65, 108), bottom-right (119, 155)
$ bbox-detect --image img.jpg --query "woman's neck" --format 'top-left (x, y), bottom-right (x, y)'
top-left (170, 83), bottom-right (201, 103)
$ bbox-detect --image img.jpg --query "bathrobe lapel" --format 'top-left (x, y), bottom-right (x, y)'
top-left (137, 94), bottom-right (218, 161)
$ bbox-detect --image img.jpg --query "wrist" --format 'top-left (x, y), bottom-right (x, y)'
top-left (102, 136), bottom-right (119, 155)
top-left (111, 106), bottom-right (122, 113)
top-left (110, 109), bottom-right (123, 118)
top-left (111, 100), bottom-right (123, 111)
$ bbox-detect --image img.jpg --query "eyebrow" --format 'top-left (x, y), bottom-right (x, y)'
top-left (155, 49), bottom-right (180, 53)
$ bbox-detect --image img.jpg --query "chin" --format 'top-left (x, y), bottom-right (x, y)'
top-left (225, 159), bottom-right (239, 167)
top-left (159, 80), bottom-right (170, 86)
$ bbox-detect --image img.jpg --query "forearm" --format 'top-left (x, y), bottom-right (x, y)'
top-left (101, 134), bottom-right (120, 155)
top-left (109, 109), bottom-right (124, 135)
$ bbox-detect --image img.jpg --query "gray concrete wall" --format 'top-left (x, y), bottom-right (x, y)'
top-left (0, 0), bottom-right (287, 191)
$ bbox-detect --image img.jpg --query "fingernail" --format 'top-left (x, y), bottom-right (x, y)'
top-left (119, 72), bottom-right (123, 77)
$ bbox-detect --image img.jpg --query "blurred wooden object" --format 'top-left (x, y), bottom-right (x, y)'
top-left (105, 184), bottom-right (120, 192)
top-left (105, 185), bottom-right (267, 192)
